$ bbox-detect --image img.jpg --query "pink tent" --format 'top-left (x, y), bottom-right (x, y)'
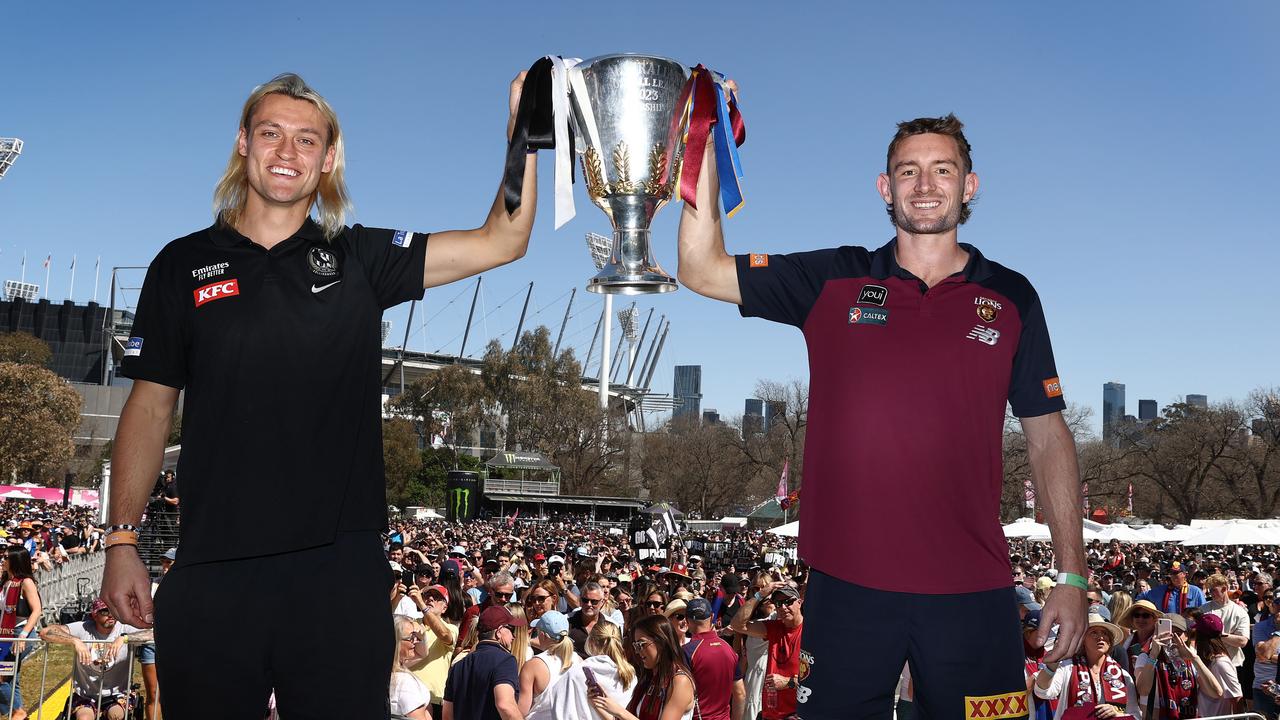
top-left (0, 485), bottom-right (99, 507)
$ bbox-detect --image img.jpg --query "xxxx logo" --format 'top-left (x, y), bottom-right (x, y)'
top-left (964, 691), bottom-right (1028, 719)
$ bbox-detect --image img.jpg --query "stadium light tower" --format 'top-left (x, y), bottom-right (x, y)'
top-left (618, 304), bottom-right (640, 386)
top-left (0, 139), bottom-right (23, 180)
top-left (586, 232), bottom-right (613, 410)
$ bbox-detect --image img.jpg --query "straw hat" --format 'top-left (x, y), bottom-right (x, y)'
top-left (1086, 613), bottom-right (1126, 645)
top-left (1115, 599), bottom-right (1160, 629)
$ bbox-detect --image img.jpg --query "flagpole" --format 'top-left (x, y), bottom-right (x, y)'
top-left (93, 256), bottom-right (101, 303)
top-left (19, 252), bottom-right (25, 283)
top-left (43, 255), bottom-right (51, 299)
top-left (68, 255), bottom-right (77, 301)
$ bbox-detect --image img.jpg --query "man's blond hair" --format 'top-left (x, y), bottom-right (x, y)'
top-left (212, 73), bottom-right (351, 239)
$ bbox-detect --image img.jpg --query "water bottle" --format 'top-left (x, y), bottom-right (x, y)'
top-left (764, 677), bottom-right (778, 712)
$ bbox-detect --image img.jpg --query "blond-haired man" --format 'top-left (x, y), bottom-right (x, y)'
top-left (102, 72), bottom-right (536, 718)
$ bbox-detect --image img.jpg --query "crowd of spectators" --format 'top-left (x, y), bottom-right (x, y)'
top-left (382, 517), bottom-right (1280, 720)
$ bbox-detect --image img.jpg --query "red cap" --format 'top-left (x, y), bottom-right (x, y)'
top-left (533, 553), bottom-right (546, 561)
top-left (478, 605), bottom-right (526, 632)
top-left (425, 584), bottom-right (449, 599)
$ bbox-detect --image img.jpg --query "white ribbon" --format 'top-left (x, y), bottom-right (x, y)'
top-left (548, 55), bottom-right (580, 229)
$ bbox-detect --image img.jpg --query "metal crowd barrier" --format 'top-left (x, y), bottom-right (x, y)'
top-left (0, 637), bottom-right (155, 720)
top-left (35, 554), bottom-right (105, 625)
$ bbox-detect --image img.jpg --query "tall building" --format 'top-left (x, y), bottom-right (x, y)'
top-left (764, 400), bottom-right (786, 434)
top-left (1186, 394), bottom-right (1208, 409)
top-left (673, 365), bottom-right (702, 420)
top-left (1138, 399), bottom-right (1157, 421)
top-left (702, 409), bottom-right (721, 425)
top-left (744, 398), bottom-right (764, 434)
top-left (1103, 382), bottom-right (1125, 446)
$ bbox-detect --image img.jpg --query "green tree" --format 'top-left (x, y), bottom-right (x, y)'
top-left (383, 418), bottom-right (423, 509)
top-left (0, 332), bottom-right (53, 367)
top-left (0, 361), bottom-right (82, 483)
top-left (390, 363), bottom-right (486, 448)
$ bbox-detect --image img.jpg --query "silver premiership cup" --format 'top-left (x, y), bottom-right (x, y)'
top-left (570, 54), bottom-right (690, 294)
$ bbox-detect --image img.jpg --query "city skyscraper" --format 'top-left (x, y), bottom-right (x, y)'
top-left (702, 409), bottom-right (721, 425)
top-left (744, 398), bottom-right (764, 434)
top-left (1138, 399), bottom-right (1157, 421)
top-left (1103, 382), bottom-right (1125, 446)
top-left (673, 365), bottom-right (702, 420)
top-left (1186, 394), bottom-right (1208, 409)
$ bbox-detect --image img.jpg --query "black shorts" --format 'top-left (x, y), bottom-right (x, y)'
top-left (154, 530), bottom-right (394, 719)
top-left (797, 569), bottom-right (1028, 720)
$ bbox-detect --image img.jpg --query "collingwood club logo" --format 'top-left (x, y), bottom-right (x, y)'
top-left (308, 246), bottom-right (339, 277)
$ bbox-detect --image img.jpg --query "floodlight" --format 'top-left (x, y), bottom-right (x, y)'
top-left (0, 138), bottom-right (23, 180)
top-left (586, 232), bottom-right (612, 271)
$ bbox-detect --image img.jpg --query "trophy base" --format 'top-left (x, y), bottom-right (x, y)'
top-left (586, 268), bottom-right (678, 295)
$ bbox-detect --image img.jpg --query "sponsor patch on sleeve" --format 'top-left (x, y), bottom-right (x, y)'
top-left (124, 337), bottom-right (144, 357)
top-left (392, 230), bottom-right (414, 248)
top-left (749, 253), bottom-right (768, 268)
top-left (964, 691), bottom-right (1028, 720)
top-left (1043, 377), bottom-right (1064, 398)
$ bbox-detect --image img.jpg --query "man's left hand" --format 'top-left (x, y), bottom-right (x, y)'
top-left (506, 71), bottom-right (527, 141)
top-left (1037, 585), bottom-right (1087, 663)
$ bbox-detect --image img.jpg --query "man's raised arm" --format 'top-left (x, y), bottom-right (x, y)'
top-left (101, 380), bottom-right (179, 628)
top-left (677, 142), bottom-right (741, 305)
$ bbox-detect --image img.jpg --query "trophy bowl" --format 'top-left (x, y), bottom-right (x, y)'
top-left (569, 54), bottom-right (690, 294)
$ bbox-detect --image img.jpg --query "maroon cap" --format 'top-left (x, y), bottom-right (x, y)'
top-left (1194, 613), bottom-right (1224, 637)
top-left (478, 605), bottom-right (526, 632)
top-left (89, 598), bottom-right (110, 614)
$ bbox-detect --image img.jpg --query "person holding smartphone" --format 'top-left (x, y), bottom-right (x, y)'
top-left (1033, 614), bottom-right (1140, 720)
top-left (1133, 613), bottom-right (1220, 719)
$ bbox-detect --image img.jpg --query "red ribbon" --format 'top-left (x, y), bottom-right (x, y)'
top-left (668, 65), bottom-right (746, 209)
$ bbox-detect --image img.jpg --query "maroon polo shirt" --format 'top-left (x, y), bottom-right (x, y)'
top-left (737, 239), bottom-right (1066, 594)
top-left (682, 630), bottom-right (742, 720)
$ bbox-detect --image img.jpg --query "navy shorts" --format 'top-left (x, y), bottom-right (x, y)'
top-left (796, 569), bottom-right (1028, 720)
top-left (154, 531), bottom-right (394, 719)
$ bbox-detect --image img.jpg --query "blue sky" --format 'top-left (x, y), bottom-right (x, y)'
top-left (2, 2), bottom-right (1277, 435)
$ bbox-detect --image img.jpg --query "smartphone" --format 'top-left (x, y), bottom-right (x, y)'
top-left (1157, 618), bottom-right (1172, 636)
top-left (582, 666), bottom-right (603, 696)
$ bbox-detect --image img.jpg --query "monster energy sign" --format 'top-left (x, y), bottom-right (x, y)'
top-left (449, 487), bottom-right (472, 519)
top-left (445, 471), bottom-right (480, 522)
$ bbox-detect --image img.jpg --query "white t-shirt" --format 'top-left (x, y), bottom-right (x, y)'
top-left (1198, 600), bottom-right (1250, 667)
top-left (390, 670), bottom-right (430, 716)
top-left (66, 620), bottom-right (143, 697)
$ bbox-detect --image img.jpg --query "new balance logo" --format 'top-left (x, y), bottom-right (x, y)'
top-left (194, 279), bottom-right (240, 307)
top-left (966, 325), bottom-right (1000, 346)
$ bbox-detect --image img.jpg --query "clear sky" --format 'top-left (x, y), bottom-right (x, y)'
top-left (2, 1), bottom-right (1277, 436)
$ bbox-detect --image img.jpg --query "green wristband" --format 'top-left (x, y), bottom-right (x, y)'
top-left (1056, 572), bottom-right (1088, 590)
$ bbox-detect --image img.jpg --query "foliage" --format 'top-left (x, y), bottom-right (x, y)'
top-left (0, 361), bottom-right (82, 483)
top-left (0, 332), bottom-right (52, 367)
top-left (383, 418), bottom-right (423, 509)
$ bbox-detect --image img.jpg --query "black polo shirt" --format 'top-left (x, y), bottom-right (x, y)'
top-left (121, 217), bottom-right (428, 563)
top-left (736, 239), bottom-right (1066, 594)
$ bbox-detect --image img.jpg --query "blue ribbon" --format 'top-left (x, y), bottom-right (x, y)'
top-left (712, 81), bottom-right (746, 217)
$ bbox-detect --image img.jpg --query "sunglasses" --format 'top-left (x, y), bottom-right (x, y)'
top-left (501, 624), bottom-right (517, 633)
top-left (645, 601), bottom-right (665, 608)
top-left (403, 632), bottom-right (423, 643)
top-left (632, 639), bottom-right (652, 652)
top-left (492, 591), bottom-right (513, 600)
top-left (581, 598), bottom-right (603, 606)
top-left (671, 613), bottom-right (686, 621)
top-left (1130, 612), bottom-right (1155, 619)
top-left (773, 597), bottom-right (798, 607)
top-left (528, 593), bottom-right (552, 602)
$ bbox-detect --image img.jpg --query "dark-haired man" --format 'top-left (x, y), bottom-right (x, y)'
top-left (679, 114), bottom-right (1087, 718)
top-left (444, 605), bottom-right (524, 720)
top-left (101, 70), bottom-right (537, 719)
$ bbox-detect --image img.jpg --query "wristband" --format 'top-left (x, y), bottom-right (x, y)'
top-left (104, 530), bottom-right (139, 549)
top-left (753, 592), bottom-right (763, 602)
top-left (1056, 572), bottom-right (1088, 590)
top-left (1135, 653), bottom-right (1153, 669)
top-left (106, 524), bottom-right (140, 534)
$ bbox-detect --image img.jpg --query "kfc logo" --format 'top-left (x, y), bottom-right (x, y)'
top-left (194, 279), bottom-right (240, 307)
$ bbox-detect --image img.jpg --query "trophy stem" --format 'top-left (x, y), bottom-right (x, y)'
top-left (586, 228), bottom-right (677, 295)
